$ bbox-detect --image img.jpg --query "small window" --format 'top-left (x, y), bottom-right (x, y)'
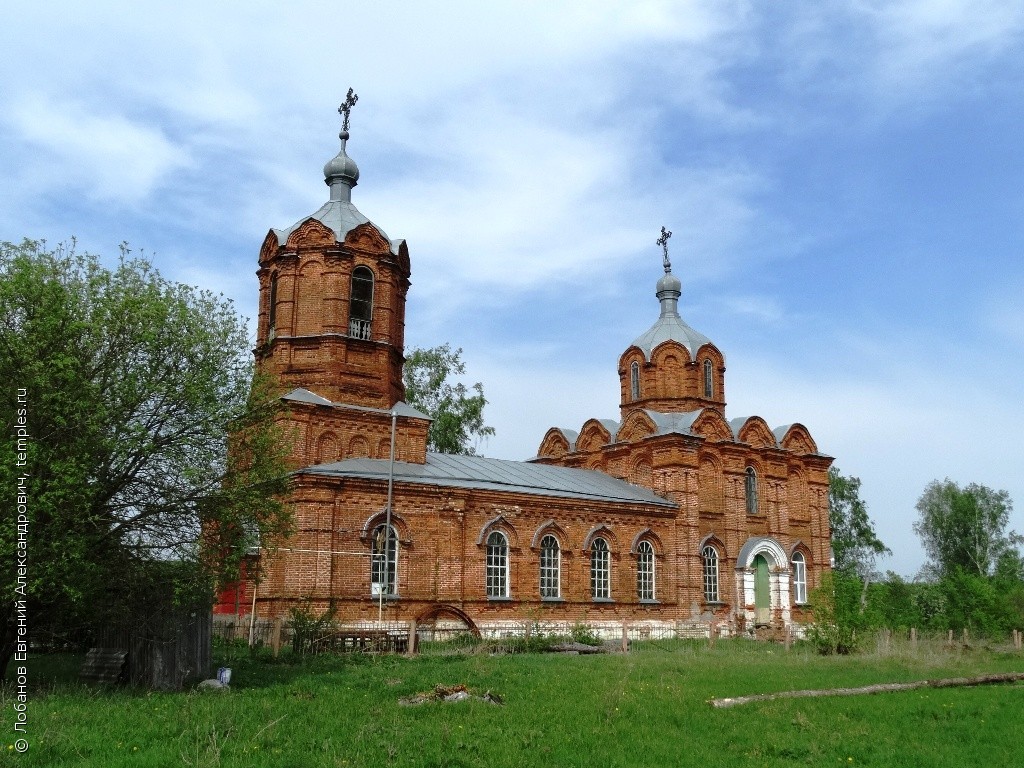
top-left (349, 266), bottom-right (374, 340)
top-left (539, 534), bottom-right (561, 599)
top-left (370, 523), bottom-right (398, 596)
top-left (267, 273), bottom-right (278, 330)
top-left (702, 545), bottom-right (719, 602)
top-left (486, 531), bottom-right (509, 598)
top-left (630, 361), bottom-right (641, 401)
top-left (703, 358), bottom-right (714, 398)
top-left (745, 467), bottom-right (759, 515)
top-left (636, 540), bottom-right (655, 601)
top-left (591, 538), bottom-right (610, 600)
top-left (792, 551), bottom-right (807, 604)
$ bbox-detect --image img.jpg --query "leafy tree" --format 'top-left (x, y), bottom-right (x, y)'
top-left (828, 467), bottom-right (890, 580)
top-left (403, 344), bottom-right (495, 455)
top-left (913, 479), bottom-right (1020, 579)
top-left (0, 239), bottom-right (291, 679)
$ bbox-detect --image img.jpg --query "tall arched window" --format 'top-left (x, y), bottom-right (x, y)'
top-left (636, 540), bottom-right (655, 601)
top-left (630, 361), bottom-right (641, 401)
top-left (370, 523), bottom-right (398, 596)
top-left (486, 531), bottom-right (509, 598)
top-left (703, 358), bottom-right (714, 398)
top-left (792, 551), bottom-right (807, 604)
top-left (539, 534), bottom-right (561, 599)
top-left (591, 537), bottom-right (610, 599)
top-left (745, 466), bottom-right (759, 515)
top-left (702, 545), bottom-right (719, 602)
top-left (349, 266), bottom-right (374, 340)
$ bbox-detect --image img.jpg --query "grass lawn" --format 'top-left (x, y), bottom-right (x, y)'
top-left (3, 639), bottom-right (1023, 767)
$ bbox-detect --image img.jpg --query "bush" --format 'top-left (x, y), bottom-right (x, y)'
top-left (288, 602), bottom-right (337, 655)
top-left (808, 572), bottom-right (871, 654)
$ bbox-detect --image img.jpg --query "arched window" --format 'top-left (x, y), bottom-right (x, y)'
top-left (792, 551), bottom-right (807, 604)
top-left (745, 466), bottom-right (759, 515)
top-left (486, 531), bottom-right (509, 598)
top-left (703, 358), bottom-right (714, 398)
top-left (591, 537), bottom-right (610, 599)
top-left (267, 273), bottom-right (278, 331)
top-left (370, 523), bottom-right (398, 596)
top-left (702, 545), bottom-right (719, 602)
top-left (636, 540), bottom-right (655, 601)
top-left (630, 361), bottom-right (640, 401)
top-left (539, 534), bottom-right (561, 599)
top-left (349, 266), bottom-right (374, 340)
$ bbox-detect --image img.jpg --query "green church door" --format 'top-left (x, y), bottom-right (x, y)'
top-left (754, 555), bottom-right (770, 625)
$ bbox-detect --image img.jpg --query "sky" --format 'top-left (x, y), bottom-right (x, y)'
top-left (2, 1), bottom-right (1022, 577)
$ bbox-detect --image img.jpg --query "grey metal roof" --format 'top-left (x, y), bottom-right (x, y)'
top-left (629, 264), bottom-right (716, 361)
top-left (631, 313), bottom-right (714, 361)
top-left (281, 388), bottom-right (430, 420)
top-left (643, 409), bottom-right (703, 438)
top-left (282, 387), bottom-right (334, 406)
top-left (302, 452), bottom-right (676, 508)
top-left (728, 416), bottom-right (779, 447)
top-left (772, 424), bottom-right (793, 443)
top-left (272, 200), bottom-right (399, 254)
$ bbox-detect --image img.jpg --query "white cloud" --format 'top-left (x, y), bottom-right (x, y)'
top-left (7, 95), bottom-right (190, 203)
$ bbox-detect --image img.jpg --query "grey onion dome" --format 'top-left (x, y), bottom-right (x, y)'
top-left (656, 271), bottom-right (682, 297)
top-left (272, 123), bottom-right (403, 255)
top-left (323, 130), bottom-right (360, 195)
top-left (630, 264), bottom-right (715, 362)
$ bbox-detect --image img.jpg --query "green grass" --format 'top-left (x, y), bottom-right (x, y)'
top-left (4, 639), bottom-right (1024, 767)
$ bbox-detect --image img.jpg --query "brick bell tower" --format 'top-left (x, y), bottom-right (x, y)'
top-left (254, 90), bottom-right (411, 410)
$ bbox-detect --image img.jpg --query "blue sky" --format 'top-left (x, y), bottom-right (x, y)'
top-left (3, 1), bottom-right (1022, 576)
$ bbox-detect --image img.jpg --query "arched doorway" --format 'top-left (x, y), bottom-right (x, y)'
top-left (736, 537), bottom-right (792, 630)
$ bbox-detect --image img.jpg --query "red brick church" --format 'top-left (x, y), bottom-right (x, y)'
top-left (217, 99), bottom-right (833, 640)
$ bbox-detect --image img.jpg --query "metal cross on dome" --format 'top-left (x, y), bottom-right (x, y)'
top-left (338, 88), bottom-right (359, 132)
top-left (657, 226), bottom-right (673, 273)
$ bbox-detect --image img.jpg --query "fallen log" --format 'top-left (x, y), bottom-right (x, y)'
top-left (710, 671), bottom-right (1024, 708)
top-left (546, 642), bottom-right (606, 654)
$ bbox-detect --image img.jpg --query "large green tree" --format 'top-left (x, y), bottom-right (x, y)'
top-left (913, 479), bottom-right (1019, 579)
top-left (0, 239), bottom-right (291, 678)
top-left (828, 467), bottom-right (890, 579)
top-left (403, 343), bottom-right (495, 455)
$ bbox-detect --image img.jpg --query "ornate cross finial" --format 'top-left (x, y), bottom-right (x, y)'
top-left (657, 226), bottom-right (673, 273)
top-left (338, 88), bottom-right (359, 133)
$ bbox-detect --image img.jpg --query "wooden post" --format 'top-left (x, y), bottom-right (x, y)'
top-left (784, 625), bottom-right (792, 652)
top-left (947, 629), bottom-right (954, 648)
top-left (407, 619), bottom-right (417, 657)
top-left (1014, 629), bottom-right (1021, 651)
top-left (621, 620), bottom-right (629, 653)
top-left (910, 627), bottom-right (918, 651)
top-left (271, 617), bottom-right (283, 658)
top-left (962, 627), bottom-right (969, 646)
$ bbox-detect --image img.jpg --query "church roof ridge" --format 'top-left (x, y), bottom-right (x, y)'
top-left (303, 452), bottom-right (675, 507)
top-left (280, 388), bottom-right (429, 420)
